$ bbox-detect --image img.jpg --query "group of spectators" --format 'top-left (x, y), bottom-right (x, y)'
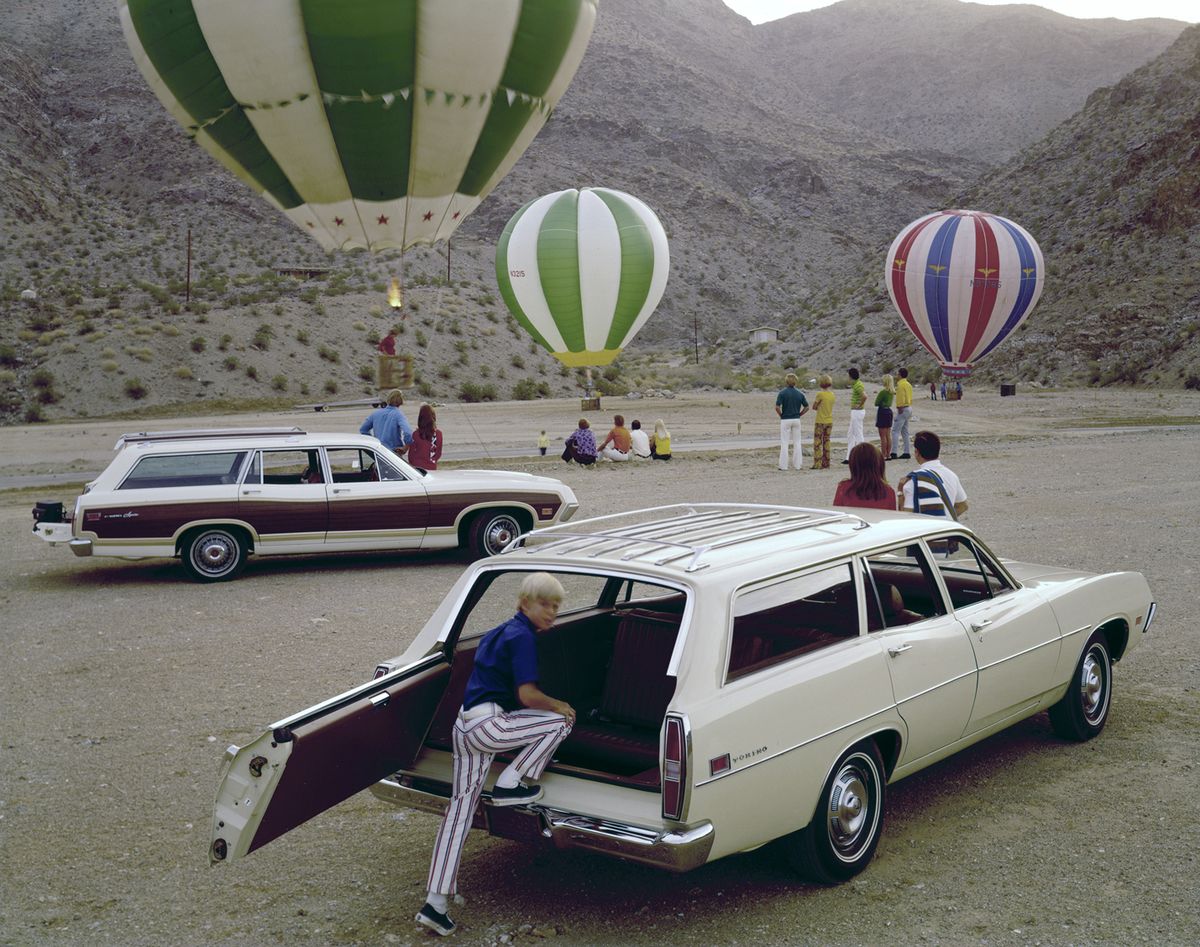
top-left (561, 415), bottom-right (671, 465)
top-left (776, 369), bottom-right (968, 519)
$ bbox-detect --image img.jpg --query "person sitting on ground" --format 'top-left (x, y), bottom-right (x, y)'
top-left (629, 419), bottom-right (652, 459)
top-left (897, 430), bottom-right (968, 518)
top-left (597, 414), bottom-right (632, 462)
top-left (359, 389), bottom-right (412, 455)
top-left (406, 403), bottom-right (443, 471)
top-left (833, 443), bottom-right (897, 511)
top-left (561, 419), bottom-right (597, 466)
top-left (651, 419), bottom-right (672, 460)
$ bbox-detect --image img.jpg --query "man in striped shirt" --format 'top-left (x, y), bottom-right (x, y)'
top-left (897, 431), bottom-right (968, 518)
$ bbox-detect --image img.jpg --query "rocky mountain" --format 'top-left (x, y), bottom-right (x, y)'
top-left (757, 0), bottom-right (1184, 161)
top-left (0, 0), bottom-right (1192, 422)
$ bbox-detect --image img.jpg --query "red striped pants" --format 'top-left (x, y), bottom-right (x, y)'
top-left (426, 704), bottom-right (573, 896)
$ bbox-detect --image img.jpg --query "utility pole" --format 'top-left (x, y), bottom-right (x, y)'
top-left (693, 311), bottom-right (700, 364)
top-left (185, 226), bottom-right (192, 306)
top-left (446, 239), bottom-right (451, 284)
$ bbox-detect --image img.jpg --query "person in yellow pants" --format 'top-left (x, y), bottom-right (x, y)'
top-left (811, 375), bottom-right (836, 469)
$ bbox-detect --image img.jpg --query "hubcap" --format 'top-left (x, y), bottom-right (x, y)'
top-left (193, 533), bottom-right (235, 575)
top-left (1080, 647), bottom-right (1108, 723)
top-left (828, 759), bottom-right (873, 856)
top-left (485, 517), bottom-right (519, 555)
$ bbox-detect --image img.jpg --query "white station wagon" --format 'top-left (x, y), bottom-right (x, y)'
top-left (31, 427), bottom-right (578, 581)
top-left (211, 503), bottom-right (1155, 881)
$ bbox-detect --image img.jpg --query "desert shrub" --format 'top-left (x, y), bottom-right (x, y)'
top-left (223, 356), bottom-right (239, 371)
top-left (318, 344), bottom-right (340, 363)
top-left (323, 379), bottom-right (338, 395)
top-left (23, 405), bottom-right (45, 423)
top-left (218, 334), bottom-right (232, 351)
top-left (511, 354), bottom-right (525, 369)
top-left (124, 378), bottom-right (148, 399)
top-left (245, 365), bottom-right (259, 380)
top-left (100, 360), bottom-right (119, 373)
top-left (0, 345), bottom-right (17, 367)
top-left (357, 365), bottom-right (373, 381)
top-left (511, 378), bottom-right (550, 400)
top-left (252, 324), bottom-right (273, 350)
top-left (271, 375), bottom-right (287, 391)
top-left (352, 321), bottom-right (367, 331)
top-left (190, 336), bottom-right (206, 353)
top-left (458, 382), bottom-right (497, 403)
top-left (174, 366), bottom-right (193, 379)
top-left (0, 369), bottom-right (16, 384)
top-left (296, 329), bottom-right (309, 345)
top-left (30, 368), bottom-right (55, 389)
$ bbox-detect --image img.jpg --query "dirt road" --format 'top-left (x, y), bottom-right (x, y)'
top-left (2, 389), bottom-right (1198, 946)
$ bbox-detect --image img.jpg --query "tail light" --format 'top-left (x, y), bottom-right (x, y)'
top-left (662, 714), bottom-right (689, 821)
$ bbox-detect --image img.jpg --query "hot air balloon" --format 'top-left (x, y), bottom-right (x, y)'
top-left (885, 209), bottom-right (1044, 378)
top-left (118, 0), bottom-right (597, 253)
top-left (495, 188), bottom-right (669, 367)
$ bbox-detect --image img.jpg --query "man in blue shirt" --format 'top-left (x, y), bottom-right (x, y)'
top-left (418, 573), bottom-right (575, 937)
top-left (775, 372), bottom-right (810, 471)
top-left (359, 389), bottom-right (412, 454)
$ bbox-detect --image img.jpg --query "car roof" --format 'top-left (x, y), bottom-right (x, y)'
top-left (113, 428), bottom-right (384, 453)
top-left (503, 503), bottom-right (969, 584)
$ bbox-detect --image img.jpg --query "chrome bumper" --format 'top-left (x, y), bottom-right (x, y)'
top-left (33, 523), bottom-right (92, 556)
top-left (370, 776), bottom-right (714, 873)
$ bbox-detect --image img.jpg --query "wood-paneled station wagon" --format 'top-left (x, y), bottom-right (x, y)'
top-left (211, 504), bottom-right (1155, 881)
top-left (31, 428), bottom-right (578, 582)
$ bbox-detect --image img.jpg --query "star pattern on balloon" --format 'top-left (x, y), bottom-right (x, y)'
top-left (422, 211), bottom-right (434, 221)
top-left (377, 215), bottom-right (389, 225)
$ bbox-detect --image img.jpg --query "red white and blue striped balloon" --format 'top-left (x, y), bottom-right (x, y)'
top-left (885, 210), bottom-right (1044, 378)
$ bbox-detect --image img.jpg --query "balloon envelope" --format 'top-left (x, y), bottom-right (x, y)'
top-left (885, 209), bottom-right (1044, 378)
top-left (119, 0), bottom-right (597, 252)
top-left (495, 188), bottom-right (669, 367)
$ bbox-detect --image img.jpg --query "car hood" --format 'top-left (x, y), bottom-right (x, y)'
top-left (422, 469), bottom-right (569, 492)
top-left (1004, 559), bottom-right (1094, 590)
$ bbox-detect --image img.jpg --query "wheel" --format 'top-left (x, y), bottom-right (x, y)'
top-left (785, 741), bottom-right (886, 883)
top-left (466, 510), bottom-right (524, 559)
top-left (1048, 630), bottom-right (1112, 741)
top-left (181, 527), bottom-right (247, 582)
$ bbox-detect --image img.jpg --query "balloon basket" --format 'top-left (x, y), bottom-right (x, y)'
top-left (580, 397), bottom-right (601, 412)
top-left (1000, 384), bottom-right (1017, 397)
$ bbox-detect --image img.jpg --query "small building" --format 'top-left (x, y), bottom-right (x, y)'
top-left (275, 266), bottom-right (330, 280)
top-left (748, 326), bottom-right (778, 344)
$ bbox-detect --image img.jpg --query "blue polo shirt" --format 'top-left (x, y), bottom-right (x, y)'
top-left (462, 612), bottom-right (540, 712)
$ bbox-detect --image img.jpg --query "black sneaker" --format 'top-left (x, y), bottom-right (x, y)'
top-left (900, 453), bottom-right (912, 459)
top-left (489, 783), bottom-right (543, 806)
top-left (840, 459), bottom-right (850, 464)
top-left (415, 903), bottom-right (455, 936)
top-left (888, 453), bottom-right (898, 459)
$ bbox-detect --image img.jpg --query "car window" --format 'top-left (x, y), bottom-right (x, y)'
top-left (326, 447), bottom-right (407, 483)
top-left (931, 536), bottom-right (1015, 610)
top-left (615, 579), bottom-right (687, 613)
top-left (248, 450), bottom-right (323, 486)
top-left (118, 451), bottom-right (247, 489)
top-left (453, 571), bottom-right (619, 642)
top-left (727, 563), bottom-right (859, 682)
top-left (864, 545), bottom-right (947, 630)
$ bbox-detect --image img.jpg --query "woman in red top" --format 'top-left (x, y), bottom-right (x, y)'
top-left (833, 443), bottom-right (897, 511)
top-left (406, 403), bottom-right (443, 471)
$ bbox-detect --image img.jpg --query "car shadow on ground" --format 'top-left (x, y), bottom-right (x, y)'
top-left (23, 546), bottom-right (469, 589)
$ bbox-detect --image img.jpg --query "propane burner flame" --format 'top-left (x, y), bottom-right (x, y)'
top-left (387, 276), bottom-right (403, 309)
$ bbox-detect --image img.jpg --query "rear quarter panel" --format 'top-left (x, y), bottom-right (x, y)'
top-left (684, 634), bottom-right (902, 861)
top-left (1039, 571), bottom-right (1153, 683)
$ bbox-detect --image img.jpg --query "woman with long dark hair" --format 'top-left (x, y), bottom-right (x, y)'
top-left (833, 443), bottom-right (897, 510)
top-left (407, 403), bottom-right (443, 471)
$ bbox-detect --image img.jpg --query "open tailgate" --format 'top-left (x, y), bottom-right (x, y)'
top-left (210, 652), bottom-right (448, 864)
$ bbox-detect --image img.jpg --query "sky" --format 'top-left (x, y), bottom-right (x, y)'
top-left (722, 0), bottom-right (1200, 25)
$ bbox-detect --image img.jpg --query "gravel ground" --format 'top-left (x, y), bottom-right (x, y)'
top-left (1, 389), bottom-right (1198, 946)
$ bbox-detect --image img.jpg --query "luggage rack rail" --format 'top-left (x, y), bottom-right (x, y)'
top-left (509, 503), bottom-right (869, 572)
top-left (114, 427), bottom-right (307, 449)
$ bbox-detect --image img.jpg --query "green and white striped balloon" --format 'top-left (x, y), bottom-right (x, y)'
top-left (495, 188), bottom-right (670, 367)
top-left (118, 0), bottom-right (597, 252)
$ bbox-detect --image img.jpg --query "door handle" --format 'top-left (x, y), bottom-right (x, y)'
top-left (241, 489), bottom-right (261, 495)
top-left (370, 691), bottom-right (390, 708)
top-left (970, 619), bottom-right (992, 632)
top-left (887, 643), bottom-right (912, 657)
top-left (332, 487), bottom-right (351, 494)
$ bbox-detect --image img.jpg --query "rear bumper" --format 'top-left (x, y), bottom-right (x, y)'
top-left (370, 776), bottom-right (714, 872)
top-left (33, 522), bottom-right (92, 556)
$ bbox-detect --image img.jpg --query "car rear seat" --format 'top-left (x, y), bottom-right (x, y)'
top-left (559, 608), bottom-right (680, 774)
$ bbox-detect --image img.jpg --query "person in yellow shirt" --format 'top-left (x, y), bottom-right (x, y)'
top-left (811, 375), bottom-right (836, 469)
top-left (891, 367), bottom-right (914, 459)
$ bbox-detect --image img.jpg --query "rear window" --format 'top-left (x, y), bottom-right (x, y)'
top-left (118, 451), bottom-right (247, 490)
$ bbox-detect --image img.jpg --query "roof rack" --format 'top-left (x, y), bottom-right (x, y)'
top-left (114, 427), bottom-right (307, 449)
top-left (513, 503), bottom-right (869, 572)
